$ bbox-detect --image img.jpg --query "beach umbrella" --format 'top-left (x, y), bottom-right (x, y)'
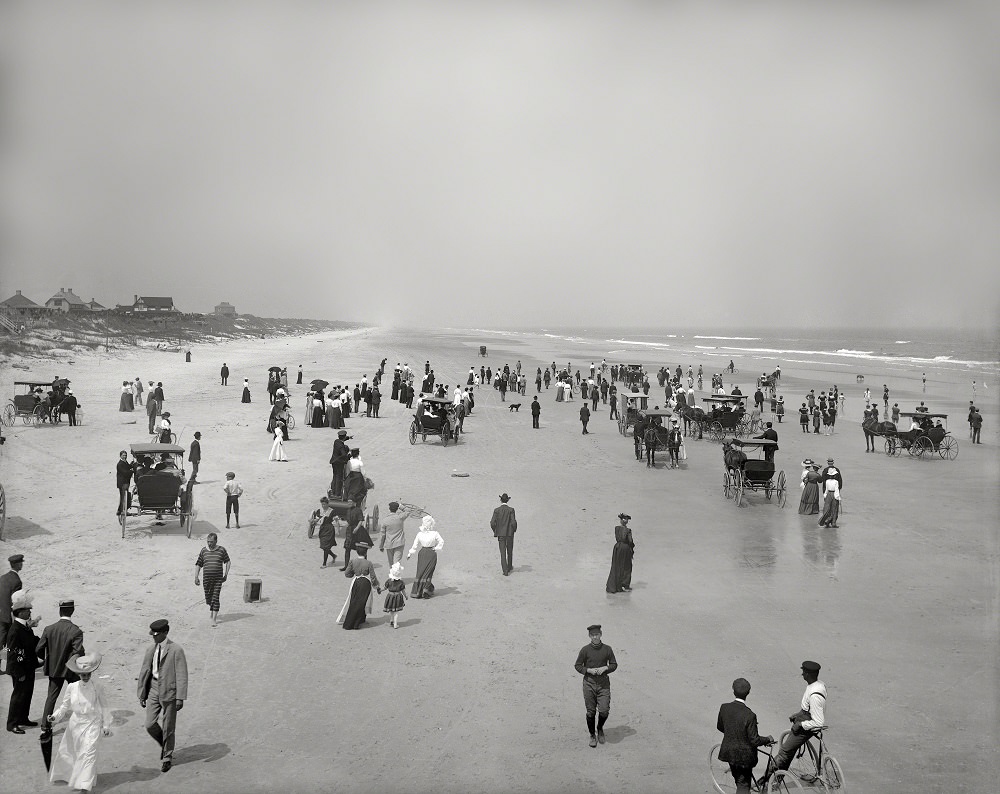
top-left (39, 722), bottom-right (53, 770)
top-left (267, 366), bottom-right (282, 373)
top-left (310, 379), bottom-right (329, 390)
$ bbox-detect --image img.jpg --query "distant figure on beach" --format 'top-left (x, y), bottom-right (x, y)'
top-left (269, 422), bottom-right (287, 462)
top-left (242, 379), bottom-right (251, 403)
top-left (194, 534), bottom-right (230, 627)
top-left (134, 378), bottom-right (144, 406)
top-left (223, 471), bottom-right (242, 528)
top-left (606, 513), bottom-right (634, 593)
top-left (580, 403), bottom-right (590, 434)
top-left (120, 381), bottom-right (134, 412)
top-left (531, 397), bottom-right (541, 428)
top-left (220, 363), bottom-right (229, 386)
top-left (970, 407), bottom-right (982, 444)
top-left (922, 372), bottom-right (926, 392)
top-left (490, 493), bottom-right (517, 576)
top-left (146, 391), bottom-right (158, 434)
top-left (296, 365), bottom-right (302, 385)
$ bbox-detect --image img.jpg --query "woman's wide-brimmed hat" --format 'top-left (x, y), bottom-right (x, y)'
top-left (66, 653), bottom-right (102, 675)
top-left (618, 513), bottom-right (631, 521)
top-left (801, 459), bottom-right (815, 467)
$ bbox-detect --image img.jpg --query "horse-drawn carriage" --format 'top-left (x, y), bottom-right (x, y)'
top-left (120, 443), bottom-right (194, 538)
top-left (617, 391), bottom-right (648, 435)
top-left (479, 345), bottom-right (488, 357)
top-left (634, 409), bottom-right (684, 466)
top-left (680, 395), bottom-right (749, 442)
top-left (722, 439), bottom-right (787, 508)
top-left (3, 380), bottom-right (81, 427)
top-left (874, 412), bottom-right (957, 459)
top-left (409, 395), bottom-right (460, 446)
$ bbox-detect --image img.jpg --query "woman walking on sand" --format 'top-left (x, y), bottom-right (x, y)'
top-left (47, 653), bottom-right (112, 793)
top-left (241, 378), bottom-right (252, 404)
top-left (383, 562), bottom-right (407, 628)
top-left (407, 515), bottom-right (444, 599)
top-left (119, 381), bottom-right (134, 412)
top-left (269, 421), bottom-right (288, 461)
top-left (606, 513), bottom-right (635, 593)
top-left (798, 460), bottom-right (821, 515)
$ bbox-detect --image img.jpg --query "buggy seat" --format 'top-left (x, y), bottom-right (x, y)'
top-left (743, 460), bottom-right (775, 483)
top-left (135, 473), bottom-right (182, 509)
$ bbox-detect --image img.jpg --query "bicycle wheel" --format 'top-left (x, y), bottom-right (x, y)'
top-left (708, 744), bottom-right (737, 794)
top-left (822, 754), bottom-right (846, 791)
top-left (783, 735), bottom-right (822, 786)
top-left (768, 770), bottom-right (804, 792)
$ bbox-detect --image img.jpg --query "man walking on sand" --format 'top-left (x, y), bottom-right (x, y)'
top-left (138, 619), bottom-right (188, 773)
top-left (146, 392), bottom-right (158, 435)
top-left (575, 624), bottom-right (618, 748)
top-left (188, 432), bottom-right (201, 483)
top-left (531, 396), bottom-right (541, 429)
top-left (36, 598), bottom-right (86, 726)
top-left (490, 493), bottom-right (517, 576)
top-left (379, 500), bottom-right (415, 566)
top-left (716, 678), bottom-right (774, 794)
top-left (194, 534), bottom-right (230, 627)
top-left (220, 363), bottom-right (229, 386)
top-left (580, 403), bottom-right (591, 434)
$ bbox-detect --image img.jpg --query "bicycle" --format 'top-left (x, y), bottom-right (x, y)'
top-left (710, 740), bottom-right (805, 792)
top-left (778, 726), bottom-right (845, 791)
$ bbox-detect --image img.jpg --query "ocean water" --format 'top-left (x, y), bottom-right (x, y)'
top-left (458, 326), bottom-right (999, 378)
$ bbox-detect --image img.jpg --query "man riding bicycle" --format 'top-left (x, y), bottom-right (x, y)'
top-left (773, 660), bottom-right (827, 773)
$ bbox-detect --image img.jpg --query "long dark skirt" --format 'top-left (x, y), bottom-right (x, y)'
top-left (798, 482), bottom-right (820, 515)
top-left (606, 542), bottom-right (634, 593)
top-left (391, 382), bottom-right (400, 400)
top-left (311, 406), bottom-right (325, 427)
top-left (342, 577), bottom-right (372, 630)
top-left (411, 547), bottom-right (437, 598)
top-left (242, 387), bottom-right (252, 403)
top-left (819, 492), bottom-right (840, 526)
top-left (328, 405), bottom-right (343, 429)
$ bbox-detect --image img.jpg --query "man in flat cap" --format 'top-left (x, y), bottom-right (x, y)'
top-left (773, 661), bottom-right (827, 774)
top-left (36, 598), bottom-right (86, 725)
top-left (6, 591), bottom-right (42, 732)
top-left (716, 678), bottom-right (774, 793)
top-left (0, 553), bottom-right (25, 648)
top-left (330, 429), bottom-right (352, 498)
top-left (490, 493), bottom-right (518, 576)
top-left (379, 500), bottom-right (416, 566)
top-left (138, 619), bottom-right (188, 773)
top-left (574, 625), bottom-right (618, 748)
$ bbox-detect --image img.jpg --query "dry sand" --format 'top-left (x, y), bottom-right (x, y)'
top-left (0, 327), bottom-right (997, 793)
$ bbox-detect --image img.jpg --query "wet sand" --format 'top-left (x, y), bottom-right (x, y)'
top-left (0, 326), bottom-right (996, 793)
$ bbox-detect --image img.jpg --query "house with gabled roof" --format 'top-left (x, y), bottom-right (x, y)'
top-left (45, 287), bottom-right (90, 313)
top-left (0, 290), bottom-right (53, 321)
top-left (128, 295), bottom-right (178, 313)
top-left (214, 301), bottom-right (237, 316)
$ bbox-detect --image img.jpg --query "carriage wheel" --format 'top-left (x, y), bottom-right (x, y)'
top-left (1, 403), bottom-right (14, 427)
top-left (733, 475), bottom-right (744, 507)
top-left (776, 470), bottom-right (787, 507)
top-left (940, 436), bottom-right (958, 460)
top-left (184, 489), bottom-right (194, 538)
top-left (884, 438), bottom-right (896, 456)
top-left (285, 414), bottom-right (295, 430)
top-left (709, 421), bottom-right (725, 443)
top-left (408, 422), bottom-right (417, 445)
top-left (723, 471), bottom-right (732, 499)
top-left (914, 436), bottom-right (932, 458)
top-left (32, 405), bottom-right (45, 427)
top-left (907, 438), bottom-right (922, 457)
top-left (0, 481), bottom-right (6, 541)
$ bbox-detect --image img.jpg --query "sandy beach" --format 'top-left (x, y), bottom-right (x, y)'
top-left (0, 326), bottom-right (997, 794)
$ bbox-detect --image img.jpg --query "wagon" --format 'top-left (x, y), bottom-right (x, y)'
top-left (722, 439), bottom-right (786, 508)
top-left (886, 413), bottom-right (957, 459)
top-left (409, 395), bottom-right (459, 446)
top-left (687, 395), bottom-right (750, 442)
top-left (617, 391), bottom-right (648, 435)
top-left (120, 443), bottom-right (194, 538)
top-left (634, 409), bottom-right (684, 466)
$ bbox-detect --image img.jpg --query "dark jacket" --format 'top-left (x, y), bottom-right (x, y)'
top-left (188, 440), bottom-right (201, 464)
top-left (717, 699), bottom-right (769, 767)
top-left (6, 620), bottom-right (42, 678)
top-left (530, 400), bottom-right (541, 416)
top-left (37, 618), bottom-right (85, 677)
top-left (490, 504), bottom-right (517, 537)
top-left (330, 439), bottom-right (350, 467)
top-left (0, 570), bottom-right (22, 623)
top-left (116, 459), bottom-right (134, 488)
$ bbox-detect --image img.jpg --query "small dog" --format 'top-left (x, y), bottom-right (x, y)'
top-left (508, 403), bottom-right (522, 412)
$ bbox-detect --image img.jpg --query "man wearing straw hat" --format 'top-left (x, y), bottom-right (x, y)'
top-left (37, 598), bottom-right (86, 725)
top-left (138, 619), bottom-right (188, 773)
top-left (6, 590), bottom-right (42, 733)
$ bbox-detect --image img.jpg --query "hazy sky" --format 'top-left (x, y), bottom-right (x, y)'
top-left (2, 1), bottom-right (998, 328)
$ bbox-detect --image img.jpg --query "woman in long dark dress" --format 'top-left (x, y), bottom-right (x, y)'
top-left (606, 513), bottom-right (635, 593)
top-left (798, 460), bottom-right (821, 515)
top-left (311, 390), bottom-right (326, 427)
top-left (406, 515), bottom-right (444, 598)
top-left (337, 547), bottom-right (381, 630)
top-left (241, 378), bottom-right (252, 403)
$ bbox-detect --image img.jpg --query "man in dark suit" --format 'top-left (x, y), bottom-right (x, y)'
top-left (490, 493), bottom-right (518, 576)
top-left (220, 363), bottom-right (229, 386)
top-left (138, 618), bottom-right (188, 773)
top-left (6, 591), bottom-right (42, 732)
top-left (0, 553), bottom-right (25, 648)
top-left (716, 677), bottom-right (774, 793)
top-left (754, 422), bottom-right (779, 462)
top-left (530, 397), bottom-right (541, 429)
top-left (36, 598), bottom-right (86, 724)
top-left (330, 430), bottom-right (351, 497)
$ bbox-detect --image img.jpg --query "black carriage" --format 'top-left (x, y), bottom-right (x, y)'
top-left (617, 391), bottom-right (648, 435)
top-left (120, 443), bottom-right (194, 538)
top-left (3, 381), bottom-right (81, 427)
top-left (409, 395), bottom-right (459, 446)
top-left (634, 409), bottom-right (684, 465)
top-left (722, 438), bottom-right (786, 508)
top-left (886, 412), bottom-right (957, 460)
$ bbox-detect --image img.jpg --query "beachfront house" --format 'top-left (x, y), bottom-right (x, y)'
top-left (0, 290), bottom-right (54, 329)
top-left (86, 298), bottom-right (107, 312)
top-left (45, 287), bottom-right (90, 313)
top-left (214, 301), bottom-right (237, 316)
top-left (127, 295), bottom-right (178, 313)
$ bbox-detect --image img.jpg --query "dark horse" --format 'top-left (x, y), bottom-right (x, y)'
top-left (679, 405), bottom-right (705, 439)
top-left (862, 418), bottom-right (895, 452)
top-left (722, 440), bottom-right (747, 475)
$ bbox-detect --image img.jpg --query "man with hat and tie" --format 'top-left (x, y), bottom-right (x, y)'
top-left (138, 619), bottom-right (188, 772)
top-left (0, 553), bottom-right (25, 648)
top-left (36, 598), bottom-right (86, 725)
top-left (773, 661), bottom-right (828, 774)
top-left (6, 590), bottom-right (42, 732)
top-left (490, 493), bottom-right (518, 576)
top-left (574, 624), bottom-right (618, 747)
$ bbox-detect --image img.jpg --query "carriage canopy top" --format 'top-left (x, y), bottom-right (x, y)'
top-left (730, 438), bottom-right (778, 447)
top-left (639, 409), bottom-right (675, 418)
top-left (702, 395), bottom-right (747, 404)
top-left (418, 395), bottom-right (454, 405)
top-left (129, 443), bottom-right (186, 456)
top-left (14, 381), bottom-right (60, 388)
top-left (899, 412), bottom-right (948, 420)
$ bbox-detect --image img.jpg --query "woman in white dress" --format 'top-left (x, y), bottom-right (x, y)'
top-left (48, 653), bottom-right (112, 793)
top-left (269, 422), bottom-right (288, 461)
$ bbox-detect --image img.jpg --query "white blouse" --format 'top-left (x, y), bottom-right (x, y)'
top-left (408, 530), bottom-right (444, 555)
